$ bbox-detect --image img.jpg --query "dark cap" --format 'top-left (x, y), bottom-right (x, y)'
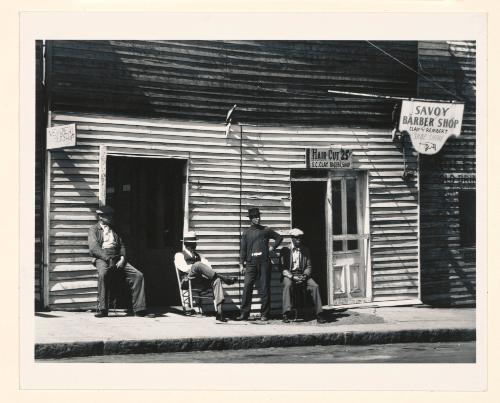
top-left (247, 207), bottom-right (260, 218)
top-left (96, 205), bottom-right (114, 215)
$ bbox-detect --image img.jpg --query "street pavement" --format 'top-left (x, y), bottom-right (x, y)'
top-left (39, 341), bottom-right (476, 363)
top-left (34, 306), bottom-right (476, 359)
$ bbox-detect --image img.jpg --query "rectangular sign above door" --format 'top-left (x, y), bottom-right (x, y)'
top-left (306, 147), bottom-right (353, 169)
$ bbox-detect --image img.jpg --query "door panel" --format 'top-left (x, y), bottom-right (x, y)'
top-left (333, 266), bottom-right (346, 296)
top-left (327, 173), bottom-right (368, 305)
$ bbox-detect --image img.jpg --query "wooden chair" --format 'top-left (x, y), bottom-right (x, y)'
top-left (174, 260), bottom-right (214, 315)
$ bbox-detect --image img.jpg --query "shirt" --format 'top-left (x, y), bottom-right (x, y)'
top-left (88, 223), bottom-right (126, 261)
top-left (174, 246), bottom-right (212, 273)
top-left (292, 248), bottom-right (301, 272)
top-left (100, 223), bottom-right (117, 249)
top-left (240, 223), bottom-right (283, 264)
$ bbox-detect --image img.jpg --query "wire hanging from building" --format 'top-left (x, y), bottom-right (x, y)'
top-left (365, 40), bottom-right (463, 101)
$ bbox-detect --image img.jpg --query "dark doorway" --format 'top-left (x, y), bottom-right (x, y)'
top-left (291, 180), bottom-right (328, 303)
top-left (106, 156), bottom-right (186, 308)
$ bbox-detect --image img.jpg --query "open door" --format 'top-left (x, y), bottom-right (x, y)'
top-left (326, 172), bottom-right (369, 305)
top-left (106, 156), bottom-right (186, 308)
top-left (291, 169), bottom-right (370, 307)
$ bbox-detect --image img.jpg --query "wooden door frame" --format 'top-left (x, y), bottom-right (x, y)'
top-left (98, 146), bottom-right (189, 215)
top-left (98, 149), bottom-right (189, 307)
top-left (291, 170), bottom-right (371, 306)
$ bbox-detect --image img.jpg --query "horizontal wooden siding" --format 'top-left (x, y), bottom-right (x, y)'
top-left (47, 113), bottom-right (419, 310)
top-left (418, 41), bottom-right (476, 306)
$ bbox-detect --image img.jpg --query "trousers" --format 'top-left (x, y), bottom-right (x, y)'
top-left (189, 262), bottom-right (224, 306)
top-left (282, 276), bottom-right (323, 315)
top-left (95, 252), bottom-right (146, 313)
top-left (240, 258), bottom-right (271, 317)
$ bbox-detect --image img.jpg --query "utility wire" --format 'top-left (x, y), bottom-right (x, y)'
top-left (365, 40), bottom-right (463, 101)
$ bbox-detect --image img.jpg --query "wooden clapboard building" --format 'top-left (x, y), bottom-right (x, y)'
top-left (34, 40), bottom-right (475, 312)
top-left (418, 41), bottom-right (477, 307)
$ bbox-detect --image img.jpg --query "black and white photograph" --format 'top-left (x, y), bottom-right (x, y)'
top-left (18, 11), bottom-right (488, 392)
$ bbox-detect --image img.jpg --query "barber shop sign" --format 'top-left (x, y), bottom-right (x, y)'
top-left (398, 100), bottom-right (464, 155)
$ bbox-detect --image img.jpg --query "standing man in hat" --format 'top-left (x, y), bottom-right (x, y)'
top-left (237, 207), bottom-right (283, 321)
top-left (88, 205), bottom-right (154, 318)
top-left (280, 228), bottom-right (326, 323)
top-left (174, 231), bottom-right (236, 322)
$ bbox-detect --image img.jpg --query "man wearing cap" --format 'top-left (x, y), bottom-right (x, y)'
top-left (88, 206), bottom-right (154, 318)
top-left (280, 228), bottom-right (326, 323)
top-left (174, 231), bottom-right (236, 322)
top-left (237, 207), bottom-right (283, 321)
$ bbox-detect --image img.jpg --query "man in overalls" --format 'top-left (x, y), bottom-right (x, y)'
top-left (237, 207), bottom-right (283, 321)
top-left (88, 206), bottom-right (154, 318)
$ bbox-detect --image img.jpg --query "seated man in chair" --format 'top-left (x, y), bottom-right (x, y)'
top-left (280, 228), bottom-right (326, 323)
top-left (174, 231), bottom-right (236, 322)
top-left (88, 205), bottom-right (154, 318)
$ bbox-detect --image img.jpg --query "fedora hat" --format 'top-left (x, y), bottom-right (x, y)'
top-left (182, 230), bottom-right (197, 242)
top-left (247, 207), bottom-right (261, 218)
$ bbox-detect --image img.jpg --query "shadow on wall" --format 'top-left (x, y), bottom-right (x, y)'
top-left (47, 148), bottom-right (100, 311)
top-left (49, 40), bottom-right (418, 127)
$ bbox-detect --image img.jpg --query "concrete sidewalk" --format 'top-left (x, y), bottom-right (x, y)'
top-left (35, 306), bottom-right (476, 359)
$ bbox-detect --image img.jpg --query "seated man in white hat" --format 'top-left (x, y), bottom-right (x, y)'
top-left (280, 228), bottom-right (326, 323)
top-left (174, 231), bottom-right (236, 322)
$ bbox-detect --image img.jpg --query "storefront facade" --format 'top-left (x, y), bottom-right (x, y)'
top-left (42, 114), bottom-right (419, 311)
top-left (34, 40), bottom-right (474, 312)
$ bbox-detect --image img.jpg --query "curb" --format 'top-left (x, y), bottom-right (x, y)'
top-left (35, 327), bottom-right (476, 359)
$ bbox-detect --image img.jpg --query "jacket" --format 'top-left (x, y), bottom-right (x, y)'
top-left (88, 223), bottom-right (127, 262)
top-left (239, 224), bottom-right (283, 264)
top-left (279, 245), bottom-right (312, 278)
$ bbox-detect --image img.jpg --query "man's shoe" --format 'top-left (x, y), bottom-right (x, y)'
top-left (220, 275), bottom-right (237, 285)
top-left (135, 311), bottom-right (155, 318)
top-left (235, 313), bottom-right (249, 321)
top-left (95, 310), bottom-right (108, 318)
top-left (216, 313), bottom-right (228, 323)
top-left (316, 314), bottom-right (327, 324)
top-left (260, 316), bottom-right (269, 322)
top-left (282, 312), bottom-right (290, 323)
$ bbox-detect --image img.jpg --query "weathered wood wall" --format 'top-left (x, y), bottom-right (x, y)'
top-left (37, 40), bottom-right (425, 310)
top-left (418, 41), bottom-right (476, 306)
top-left (46, 113), bottom-right (419, 311)
top-left (48, 40), bottom-right (417, 127)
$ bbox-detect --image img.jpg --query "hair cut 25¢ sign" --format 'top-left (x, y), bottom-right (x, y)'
top-left (307, 147), bottom-right (353, 168)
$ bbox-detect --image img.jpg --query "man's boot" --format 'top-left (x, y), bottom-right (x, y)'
top-left (95, 310), bottom-right (108, 318)
top-left (213, 273), bottom-right (237, 285)
top-left (216, 304), bottom-right (227, 322)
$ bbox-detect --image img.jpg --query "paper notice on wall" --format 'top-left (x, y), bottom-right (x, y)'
top-left (398, 100), bottom-right (464, 155)
top-left (46, 124), bottom-right (77, 150)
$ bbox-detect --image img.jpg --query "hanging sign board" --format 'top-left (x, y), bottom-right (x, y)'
top-left (46, 124), bottom-right (77, 150)
top-left (306, 147), bottom-right (353, 169)
top-left (398, 100), bottom-right (464, 155)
